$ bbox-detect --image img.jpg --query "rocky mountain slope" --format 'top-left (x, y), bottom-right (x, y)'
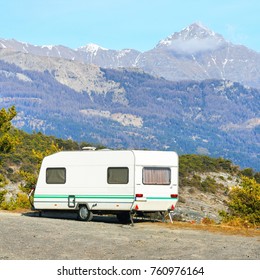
top-left (0, 55), bottom-right (259, 169)
top-left (1, 23), bottom-right (260, 88)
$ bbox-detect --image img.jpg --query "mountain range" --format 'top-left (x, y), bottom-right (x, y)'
top-left (0, 23), bottom-right (259, 170)
top-left (1, 22), bottom-right (260, 88)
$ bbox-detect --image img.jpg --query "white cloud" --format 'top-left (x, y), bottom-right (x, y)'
top-left (168, 37), bottom-right (225, 54)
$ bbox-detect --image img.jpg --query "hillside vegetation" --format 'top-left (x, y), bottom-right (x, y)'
top-left (0, 107), bottom-right (259, 227)
top-left (1, 57), bottom-right (259, 170)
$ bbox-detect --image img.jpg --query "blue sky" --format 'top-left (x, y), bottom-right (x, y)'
top-left (0, 0), bottom-right (259, 52)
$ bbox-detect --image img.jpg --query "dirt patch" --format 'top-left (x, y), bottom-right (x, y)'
top-left (0, 211), bottom-right (259, 260)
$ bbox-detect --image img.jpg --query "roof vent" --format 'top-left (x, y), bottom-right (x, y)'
top-left (82, 146), bottom-right (96, 151)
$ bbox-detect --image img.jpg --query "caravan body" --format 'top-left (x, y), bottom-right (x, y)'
top-left (33, 150), bottom-right (178, 220)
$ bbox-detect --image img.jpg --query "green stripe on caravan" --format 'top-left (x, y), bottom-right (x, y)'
top-left (34, 194), bottom-right (134, 199)
top-left (34, 194), bottom-right (178, 200)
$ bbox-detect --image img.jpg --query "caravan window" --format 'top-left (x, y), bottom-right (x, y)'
top-left (46, 168), bottom-right (66, 184)
top-left (107, 167), bottom-right (129, 184)
top-left (142, 167), bottom-right (171, 185)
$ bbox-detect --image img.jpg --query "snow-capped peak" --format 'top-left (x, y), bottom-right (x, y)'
top-left (179, 22), bottom-right (221, 40)
top-left (157, 22), bottom-right (226, 54)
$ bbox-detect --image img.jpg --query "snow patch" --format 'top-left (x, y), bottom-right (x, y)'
top-left (78, 43), bottom-right (108, 54)
top-left (117, 49), bottom-right (132, 59)
top-left (0, 42), bottom-right (7, 48)
top-left (42, 45), bottom-right (55, 50)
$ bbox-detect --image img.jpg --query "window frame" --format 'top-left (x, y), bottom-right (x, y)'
top-left (107, 167), bottom-right (129, 184)
top-left (142, 167), bottom-right (171, 185)
top-left (46, 167), bottom-right (66, 184)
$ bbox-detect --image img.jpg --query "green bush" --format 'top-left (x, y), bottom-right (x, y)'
top-left (220, 177), bottom-right (260, 227)
top-left (181, 174), bottom-right (220, 194)
top-left (0, 193), bottom-right (30, 210)
top-left (0, 190), bottom-right (7, 205)
top-left (200, 176), bottom-right (217, 193)
top-left (179, 154), bottom-right (238, 176)
top-left (0, 174), bottom-right (8, 188)
top-left (240, 168), bottom-right (254, 178)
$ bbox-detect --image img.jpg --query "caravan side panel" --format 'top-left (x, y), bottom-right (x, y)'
top-left (34, 151), bottom-right (136, 211)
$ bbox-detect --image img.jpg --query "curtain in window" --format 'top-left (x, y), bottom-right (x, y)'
top-left (143, 167), bottom-right (170, 185)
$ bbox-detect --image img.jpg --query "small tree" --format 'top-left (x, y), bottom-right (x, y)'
top-left (0, 106), bottom-right (17, 190)
top-left (0, 106), bottom-right (17, 153)
top-left (220, 176), bottom-right (260, 227)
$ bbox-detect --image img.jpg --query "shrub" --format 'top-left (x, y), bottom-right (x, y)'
top-left (220, 177), bottom-right (260, 227)
top-left (200, 176), bottom-right (217, 193)
top-left (240, 168), bottom-right (254, 178)
top-left (179, 154), bottom-right (238, 176)
top-left (0, 193), bottom-right (30, 210)
top-left (201, 217), bottom-right (215, 225)
top-left (15, 193), bottom-right (31, 209)
top-left (181, 174), bottom-right (220, 194)
top-left (219, 175), bottom-right (225, 181)
top-left (0, 174), bottom-right (8, 188)
top-left (0, 190), bottom-right (7, 204)
top-left (1, 198), bottom-right (16, 210)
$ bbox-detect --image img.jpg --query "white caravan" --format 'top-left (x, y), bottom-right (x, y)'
top-left (32, 150), bottom-right (178, 223)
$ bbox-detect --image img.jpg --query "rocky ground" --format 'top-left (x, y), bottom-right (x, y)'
top-left (174, 172), bottom-right (240, 223)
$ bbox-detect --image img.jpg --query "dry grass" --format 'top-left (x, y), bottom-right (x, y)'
top-left (156, 220), bottom-right (260, 237)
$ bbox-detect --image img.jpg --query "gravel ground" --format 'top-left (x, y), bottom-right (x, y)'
top-left (0, 211), bottom-right (259, 260)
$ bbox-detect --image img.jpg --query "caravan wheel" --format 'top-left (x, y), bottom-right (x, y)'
top-left (78, 205), bottom-right (93, 221)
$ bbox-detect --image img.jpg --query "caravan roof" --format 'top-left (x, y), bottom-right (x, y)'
top-left (41, 150), bottom-right (178, 167)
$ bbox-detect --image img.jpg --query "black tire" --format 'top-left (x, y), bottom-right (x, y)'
top-left (116, 212), bottom-right (131, 224)
top-left (78, 205), bottom-right (93, 221)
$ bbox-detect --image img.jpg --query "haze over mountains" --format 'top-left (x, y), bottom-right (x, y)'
top-left (0, 23), bottom-right (259, 170)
